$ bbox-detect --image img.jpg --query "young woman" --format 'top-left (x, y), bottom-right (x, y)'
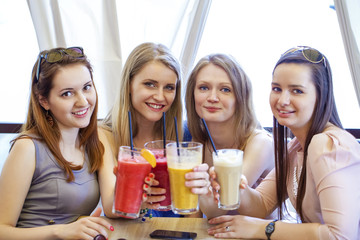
top-left (185, 53), bottom-right (274, 217)
top-left (99, 42), bottom-right (210, 218)
top-left (0, 47), bottom-right (113, 239)
top-left (207, 47), bottom-right (360, 239)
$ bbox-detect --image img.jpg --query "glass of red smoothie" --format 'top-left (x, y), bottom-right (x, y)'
top-left (113, 146), bottom-right (152, 218)
top-left (144, 140), bottom-right (173, 211)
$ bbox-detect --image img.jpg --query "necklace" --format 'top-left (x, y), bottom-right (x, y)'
top-left (293, 165), bottom-right (302, 197)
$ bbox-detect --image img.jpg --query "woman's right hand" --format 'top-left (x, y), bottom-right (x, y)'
top-left (56, 208), bottom-right (113, 240)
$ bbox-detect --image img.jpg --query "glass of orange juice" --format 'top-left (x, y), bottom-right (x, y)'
top-left (166, 142), bottom-right (203, 215)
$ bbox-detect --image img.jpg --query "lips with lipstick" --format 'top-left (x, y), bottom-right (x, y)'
top-left (277, 108), bottom-right (295, 117)
top-left (72, 107), bottom-right (89, 116)
top-left (147, 103), bottom-right (165, 110)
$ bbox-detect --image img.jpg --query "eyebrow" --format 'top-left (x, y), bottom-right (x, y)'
top-left (59, 81), bottom-right (92, 92)
top-left (271, 82), bottom-right (305, 88)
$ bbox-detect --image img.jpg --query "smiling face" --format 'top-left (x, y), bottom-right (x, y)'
top-left (194, 64), bottom-right (236, 124)
top-left (130, 61), bottom-right (177, 123)
top-left (270, 63), bottom-right (317, 136)
top-left (39, 63), bottom-right (96, 131)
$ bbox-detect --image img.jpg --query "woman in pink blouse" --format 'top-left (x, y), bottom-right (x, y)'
top-left (205, 46), bottom-right (360, 239)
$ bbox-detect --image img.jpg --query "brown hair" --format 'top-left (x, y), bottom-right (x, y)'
top-left (15, 47), bottom-right (104, 182)
top-left (272, 47), bottom-right (342, 220)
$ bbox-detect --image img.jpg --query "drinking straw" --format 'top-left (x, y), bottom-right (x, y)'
top-left (201, 118), bottom-right (218, 155)
top-left (162, 112), bottom-right (166, 156)
top-left (128, 111), bottom-right (134, 156)
top-left (174, 117), bottom-right (180, 156)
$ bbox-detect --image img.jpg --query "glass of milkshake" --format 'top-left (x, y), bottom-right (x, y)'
top-left (213, 149), bottom-right (243, 210)
top-left (144, 140), bottom-right (173, 211)
top-left (166, 142), bottom-right (203, 215)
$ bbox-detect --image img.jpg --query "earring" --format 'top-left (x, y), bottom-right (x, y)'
top-left (46, 110), bottom-right (54, 127)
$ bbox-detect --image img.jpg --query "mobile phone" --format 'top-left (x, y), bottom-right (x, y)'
top-left (149, 229), bottom-right (197, 239)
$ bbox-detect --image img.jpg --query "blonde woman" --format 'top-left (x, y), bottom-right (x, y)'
top-left (99, 42), bottom-right (210, 218)
top-left (185, 53), bottom-right (274, 217)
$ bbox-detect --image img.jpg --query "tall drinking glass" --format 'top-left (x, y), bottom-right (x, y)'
top-left (144, 140), bottom-right (173, 211)
top-left (113, 146), bottom-right (152, 218)
top-left (213, 149), bottom-right (243, 210)
top-left (166, 142), bottom-right (203, 215)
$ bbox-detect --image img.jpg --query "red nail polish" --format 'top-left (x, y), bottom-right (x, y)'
top-left (144, 184), bottom-right (149, 189)
top-left (110, 226), bottom-right (114, 231)
top-left (149, 173), bottom-right (155, 178)
top-left (143, 193), bottom-right (147, 198)
top-left (145, 177), bottom-right (150, 182)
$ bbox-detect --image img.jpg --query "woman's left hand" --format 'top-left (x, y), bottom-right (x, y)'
top-left (185, 163), bottom-right (210, 195)
top-left (208, 215), bottom-right (267, 239)
top-left (142, 173), bottom-right (166, 209)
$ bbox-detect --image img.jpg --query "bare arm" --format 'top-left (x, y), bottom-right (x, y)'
top-left (97, 127), bottom-right (118, 218)
top-left (0, 138), bottom-right (112, 240)
top-left (242, 131), bottom-right (274, 187)
top-left (208, 215), bottom-right (320, 240)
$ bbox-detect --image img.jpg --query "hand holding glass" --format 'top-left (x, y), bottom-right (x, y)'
top-left (144, 140), bottom-right (173, 211)
top-left (113, 146), bottom-right (152, 218)
top-left (213, 149), bottom-right (243, 210)
top-left (166, 142), bottom-right (203, 215)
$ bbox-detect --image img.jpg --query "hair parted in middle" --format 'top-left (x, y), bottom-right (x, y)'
top-left (102, 42), bottom-right (183, 156)
top-left (185, 53), bottom-right (261, 150)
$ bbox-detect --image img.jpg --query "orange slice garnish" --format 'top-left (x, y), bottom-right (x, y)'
top-left (141, 148), bottom-right (157, 168)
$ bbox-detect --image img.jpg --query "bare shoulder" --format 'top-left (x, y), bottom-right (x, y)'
top-left (9, 138), bottom-right (36, 157)
top-left (248, 129), bottom-right (273, 147)
top-left (243, 129), bottom-right (274, 160)
top-left (2, 138), bottom-right (36, 178)
top-left (98, 127), bottom-right (113, 143)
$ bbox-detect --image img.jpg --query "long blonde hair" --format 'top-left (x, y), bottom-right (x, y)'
top-left (185, 53), bottom-right (261, 150)
top-left (102, 42), bottom-right (183, 156)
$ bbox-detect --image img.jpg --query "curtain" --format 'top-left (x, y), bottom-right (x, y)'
top-left (179, 0), bottom-right (212, 81)
top-left (27, 0), bottom-right (122, 118)
top-left (334, 0), bottom-right (360, 107)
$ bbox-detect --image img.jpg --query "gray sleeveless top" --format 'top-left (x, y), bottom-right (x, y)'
top-left (17, 138), bottom-right (100, 227)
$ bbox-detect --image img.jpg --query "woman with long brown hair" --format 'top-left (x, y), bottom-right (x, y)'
top-left (206, 47), bottom-right (360, 239)
top-left (0, 47), bottom-right (113, 239)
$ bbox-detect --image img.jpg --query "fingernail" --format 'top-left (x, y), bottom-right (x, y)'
top-left (144, 184), bottom-right (149, 189)
top-left (145, 177), bottom-right (151, 182)
top-left (110, 226), bottom-right (114, 231)
top-left (149, 173), bottom-right (155, 178)
top-left (143, 193), bottom-right (147, 198)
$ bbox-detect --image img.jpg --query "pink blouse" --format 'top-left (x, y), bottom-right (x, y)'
top-left (257, 125), bottom-right (360, 239)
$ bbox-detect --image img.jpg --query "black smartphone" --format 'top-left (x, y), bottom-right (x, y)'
top-left (149, 229), bottom-right (197, 239)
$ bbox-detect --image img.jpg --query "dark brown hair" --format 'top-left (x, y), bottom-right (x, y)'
top-left (272, 47), bottom-right (342, 220)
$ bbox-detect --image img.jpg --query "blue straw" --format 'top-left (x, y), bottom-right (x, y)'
top-left (163, 112), bottom-right (166, 156)
top-left (128, 111), bottom-right (134, 152)
top-left (174, 117), bottom-right (180, 156)
top-left (201, 118), bottom-right (217, 155)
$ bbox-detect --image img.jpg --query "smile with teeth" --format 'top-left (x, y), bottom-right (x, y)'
top-left (147, 103), bottom-right (164, 109)
top-left (278, 109), bottom-right (294, 114)
top-left (73, 108), bottom-right (88, 115)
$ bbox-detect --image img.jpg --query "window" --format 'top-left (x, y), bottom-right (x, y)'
top-left (0, 0), bottom-right (38, 123)
top-left (1, 0), bottom-right (359, 129)
top-left (196, 0), bottom-right (360, 128)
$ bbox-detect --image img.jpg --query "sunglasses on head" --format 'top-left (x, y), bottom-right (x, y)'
top-left (282, 46), bottom-right (326, 67)
top-left (35, 47), bottom-right (84, 83)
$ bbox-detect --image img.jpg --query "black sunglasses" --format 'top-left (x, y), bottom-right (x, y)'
top-left (35, 47), bottom-right (84, 83)
top-left (282, 46), bottom-right (326, 67)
